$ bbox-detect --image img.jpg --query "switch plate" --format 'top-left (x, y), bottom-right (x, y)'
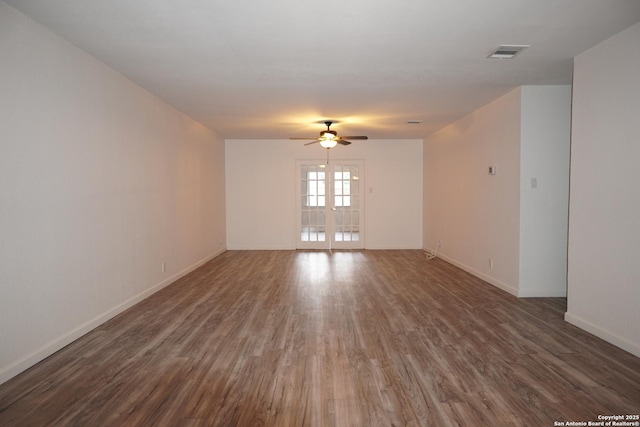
top-left (488, 166), bottom-right (496, 175)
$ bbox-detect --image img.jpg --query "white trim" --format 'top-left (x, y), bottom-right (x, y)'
top-left (367, 244), bottom-right (423, 250)
top-left (422, 250), bottom-right (566, 298)
top-left (518, 287), bottom-right (567, 298)
top-left (0, 248), bottom-right (226, 385)
top-left (226, 245), bottom-right (296, 250)
top-left (427, 249), bottom-right (519, 297)
top-left (295, 160), bottom-right (365, 250)
top-left (564, 312), bottom-right (640, 358)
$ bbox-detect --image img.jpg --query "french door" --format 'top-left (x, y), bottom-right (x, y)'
top-left (296, 160), bottom-right (364, 250)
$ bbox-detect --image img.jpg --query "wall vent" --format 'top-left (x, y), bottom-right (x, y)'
top-left (487, 45), bottom-right (530, 59)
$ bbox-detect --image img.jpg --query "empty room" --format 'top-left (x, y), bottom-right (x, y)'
top-left (1, 1), bottom-right (639, 425)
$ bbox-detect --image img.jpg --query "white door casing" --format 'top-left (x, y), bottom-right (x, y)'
top-left (296, 160), bottom-right (364, 250)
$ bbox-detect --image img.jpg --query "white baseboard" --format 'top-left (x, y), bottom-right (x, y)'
top-left (424, 249), bottom-right (568, 298)
top-left (518, 287), bottom-right (567, 298)
top-left (564, 311), bottom-right (640, 358)
top-left (0, 248), bottom-right (226, 385)
top-left (426, 249), bottom-right (519, 297)
top-left (426, 249), bottom-right (639, 358)
top-left (365, 244), bottom-right (423, 250)
top-left (226, 245), bottom-right (296, 250)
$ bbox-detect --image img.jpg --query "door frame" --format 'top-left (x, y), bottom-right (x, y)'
top-left (295, 159), bottom-right (365, 250)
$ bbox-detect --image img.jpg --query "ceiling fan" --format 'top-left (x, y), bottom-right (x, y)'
top-left (290, 121), bottom-right (368, 149)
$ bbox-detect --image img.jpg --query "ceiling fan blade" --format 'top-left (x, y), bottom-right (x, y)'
top-left (340, 136), bottom-right (368, 140)
top-left (290, 137), bottom-right (319, 140)
top-left (338, 140), bottom-right (351, 145)
top-left (304, 140), bottom-right (320, 146)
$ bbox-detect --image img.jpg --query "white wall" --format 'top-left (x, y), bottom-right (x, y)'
top-left (519, 86), bottom-right (572, 297)
top-left (0, 3), bottom-right (226, 384)
top-left (566, 22), bottom-right (640, 357)
top-left (423, 89), bottom-right (522, 295)
top-left (226, 139), bottom-right (423, 250)
top-left (423, 86), bottom-right (572, 297)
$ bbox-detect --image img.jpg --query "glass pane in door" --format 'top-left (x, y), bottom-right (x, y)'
top-left (333, 165), bottom-right (360, 244)
top-left (300, 165), bottom-right (326, 243)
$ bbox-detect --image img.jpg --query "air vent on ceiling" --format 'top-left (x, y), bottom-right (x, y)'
top-left (406, 120), bottom-right (423, 125)
top-left (487, 45), bottom-right (530, 59)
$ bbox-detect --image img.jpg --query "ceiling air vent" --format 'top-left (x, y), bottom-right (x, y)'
top-left (487, 45), bottom-right (530, 59)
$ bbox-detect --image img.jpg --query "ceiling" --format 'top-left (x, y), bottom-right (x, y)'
top-left (6, 0), bottom-right (640, 139)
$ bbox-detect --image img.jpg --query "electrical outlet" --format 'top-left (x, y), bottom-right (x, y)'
top-left (161, 262), bottom-right (166, 273)
top-left (437, 240), bottom-right (442, 249)
top-left (489, 258), bottom-right (493, 270)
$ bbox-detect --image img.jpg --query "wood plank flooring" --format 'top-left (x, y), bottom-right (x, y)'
top-left (1, 250), bottom-right (639, 426)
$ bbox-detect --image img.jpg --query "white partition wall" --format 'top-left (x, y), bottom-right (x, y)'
top-left (519, 86), bottom-right (572, 297)
top-left (423, 89), bottom-right (523, 295)
top-left (423, 85), bottom-right (571, 298)
top-left (566, 22), bottom-right (640, 357)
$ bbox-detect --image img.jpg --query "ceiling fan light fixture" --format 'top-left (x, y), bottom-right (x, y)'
top-left (319, 129), bottom-right (338, 148)
top-left (319, 138), bottom-right (338, 148)
top-left (291, 120), bottom-right (367, 150)
top-left (320, 130), bottom-right (337, 140)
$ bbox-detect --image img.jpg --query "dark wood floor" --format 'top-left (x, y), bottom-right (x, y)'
top-left (1, 250), bottom-right (639, 426)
